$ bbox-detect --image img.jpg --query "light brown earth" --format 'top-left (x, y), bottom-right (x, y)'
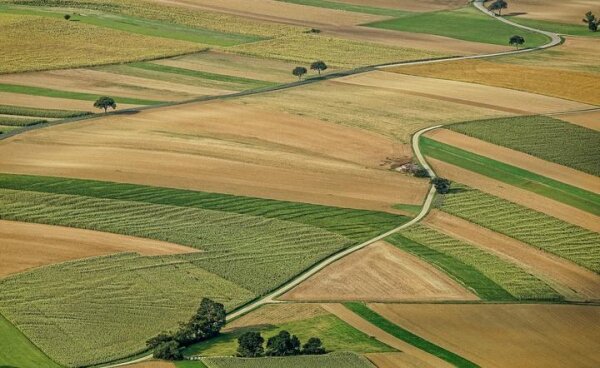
top-left (0, 220), bottom-right (198, 278)
top-left (322, 303), bottom-right (453, 368)
top-left (366, 352), bottom-right (442, 368)
top-left (424, 210), bottom-right (600, 301)
top-left (336, 0), bottom-right (466, 12)
top-left (0, 69), bottom-right (230, 102)
top-left (428, 158), bottom-right (600, 233)
top-left (426, 129), bottom-right (600, 193)
top-left (281, 241), bottom-right (477, 302)
top-left (0, 100), bottom-right (429, 212)
top-left (345, 71), bottom-right (593, 113)
top-left (510, 0), bottom-right (599, 24)
top-left (558, 110), bottom-right (600, 131)
top-left (225, 303), bottom-right (328, 331)
top-left (0, 92), bottom-right (139, 112)
top-left (370, 303), bottom-right (600, 368)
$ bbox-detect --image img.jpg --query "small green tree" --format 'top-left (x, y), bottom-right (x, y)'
top-left (153, 340), bottom-right (183, 360)
top-left (176, 298), bottom-right (226, 345)
top-left (93, 96), bottom-right (116, 114)
top-left (266, 331), bottom-right (301, 356)
top-left (64, 14), bottom-right (71, 20)
top-left (146, 333), bottom-right (174, 350)
top-left (302, 337), bottom-right (326, 355)
top-left (488, 0), bottom-right (508, 16)
top-left (292, 66), bottom-right (308, 81)
top-left (237, 331), bottom-right (265, 357)
top-left (509, 35), bottom-right (525, 49)
top-left (431, 177), bottom-right (451, 194)
top-left (582, 11), bottom-right (599, 32)
top-left (310, 61), bottom-right (328, 76)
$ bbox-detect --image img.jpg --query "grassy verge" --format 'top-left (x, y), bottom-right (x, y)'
top-left (508, 16), bottom-right (600, 37)
top-left (366, 7), bottom-right (549, 47)
top-left (420, 137), bottom-right (600, 216)
top-left (202, 352), bottom-right (375, 368)
top-left (0, 104), bottom-right (91, 118)
top-left (344, 303), bottom-right (479, 368)
top-left (277, 0), bottom-right (411, 17)
top-left (448, 115), bottom-right (600, 177)
top-left (0, 83), bottom-right (164, 105)
top-left (439, 185), bottom-right (600, 273)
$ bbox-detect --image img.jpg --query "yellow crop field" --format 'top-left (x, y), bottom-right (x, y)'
top-left (230, 33), bottom-right (442, 68)
top-left (0, 13), bottom-right (205, 74)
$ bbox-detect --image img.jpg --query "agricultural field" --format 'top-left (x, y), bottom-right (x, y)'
top-left (202, 352), bottom-right (375, 368)
top-left (508, 0), bottom-right (600, 27)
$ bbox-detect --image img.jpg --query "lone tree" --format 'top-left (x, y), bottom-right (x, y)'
top-left (302, 337), bottom-right (326, 355)
top-left (266, 331), bottom-right (301, 356)
top-left (488, 0), bottom-right (508, 16)
top-left (94, 96), bottom-right (116, 114)
top-left (583, 11), bottom-right (599, 32)
top-left (64, 14), bottom-right (71, 20)
top-left (509, 35), bottom-right (525, 49)
top-left (237, 331), bottom-right (265, 357)
top-left (292, 66), bottom-right (307, 80)
top-left (310, 60), bottom-right (328, 76)
top-left (431, 177), bottom-right (451, 194)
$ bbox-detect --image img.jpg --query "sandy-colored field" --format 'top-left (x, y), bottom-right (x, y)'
top-left (0, 92), bottom-right (138, 112)
top-left (370, 303), bottom-right (600, 368)
top-left (322, 304), bottom-right (453, 368)
top-left (337, 0), bottom-right (466, 11)
top-left (281, 241), bottom-right (476, 302)
top-left (225, 303), bottom-right (328, 331)
top-left (510, 0), bottom-right (598, 24)
top-left (429, 158), bottom-right (600, 232)
top-left (122, 362), bottom-right (175, 368)
top-left (0, 69), bottom-right (230, 102)
top-left (559, 110), bottom-right (600, 131)
top-left (0, 220), bottom-right (198, 278)
top-left (391, 59), bottom-right (600, 106)
top-left (426, 129), bottom-right (600, 193)
top-left (344, 71), bottom-right (592, 113)
top-left (424, 210), bottom-right (600, 301)
top-left (366, 352), bottom-right (440, 368)
top-left (0, 100), bottom-right (429, 212)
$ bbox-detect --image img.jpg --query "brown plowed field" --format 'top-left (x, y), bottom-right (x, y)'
top-left (428, 158), bottom-right (600, 232)
top-left (0, 220), bottom-right (198, 278)
top-left (426, 129), bottom-right (600, 193)
top-left (322, 303), bottom-right (453, 368)
top-left (340, 71), bottom-right (591, 114)
top-left (559, 110), bottom-right (600, 131)
top-left (510, 0), bottom-right (598, 24)
top-left (424, 210), bottom-right (600, 301)
top-left (370, 303), bottom-right (600, 368)
top-left (281, 241), bottom-right (477, 302)
top-left (0, 100), bottom-right (428, 212)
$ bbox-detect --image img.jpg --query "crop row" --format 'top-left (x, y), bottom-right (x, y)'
top-left (439, 185), bottom-right (600, 273)
top-left (202, 352), bottom-right (375, 368)
top-left (0, 104), bottom-right (91, 118)
top-left (0, 115), bottom-right (46, 127)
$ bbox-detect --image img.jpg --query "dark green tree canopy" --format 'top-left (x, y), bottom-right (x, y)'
top-left (292, 66), bottom-right (308, 80)
top-left (266, 330), bottom-right (301, 356)
top-left (431, 177), bottom-right (451, 194)
top-left (489, 0), bottom-right (508, 16)
top-left (509, 35), bottom-right (525, 48)
top-left (583, 11), bottom-right (598, 32)
top-left (237, 331), bottom-right (265, 357)
top-left (301, 337), bottom-right (326, 355)
top-left (93, 96), bottom-right (116, 113)
top-left (310, 61), bottom-right (328, 75)
top-left (152, 340), bottom-right (183, 360)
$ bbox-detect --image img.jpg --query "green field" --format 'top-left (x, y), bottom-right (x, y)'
top-left (0, 104), bottom-right (91, 118)
top-left (420, 137), bottom-right (600, 216)
top-left (397, 225), bottom-right (560, 300)
top-left (0, 83), bottom-right (164, 106)
top-left (0, 115), bottom-right (46, 126)
top-left (0, 124), bottom-right (19, 134)
top-left (278, 0), bottom-right (411, 17)
top-left (509, 17), bottom-right (600, 37)
top-left (366, 7), bottom-right (549, 47)
top-left (448, 115), bottom-right (600, 176)
top-left (0, 313), bottom-right (62, 368)
top-left (185, 310), bottom-right (392, 357)
top-left (439, 185), bottom-right (600, 273)
top-left (202, 352), bottom-right (375, 368)
top-left (344, 303), bottom-right (478, 368)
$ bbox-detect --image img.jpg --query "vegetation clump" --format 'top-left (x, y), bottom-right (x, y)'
top-left (431, 177), bottom-right (451, 194)
top-left (236, 330), bottom-right (326, 358)
top-left (292, 66), bottom-right (308, 80)
top-left (94, 96), bottom-right (116, 113)
top-left (310, 60), bottom-right (328, 76)
top-left (583, 11), bottom-right (599, 32)
top-left (488, 0), bottom-right (508, 16)
top-left (509, 35), bottom-right (525, 49)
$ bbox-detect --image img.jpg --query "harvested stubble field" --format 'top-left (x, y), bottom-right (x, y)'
top-left (369, 303), bottom-right (600, 368)
top-left (508, 0), bottom-right (599, 25)
top-left (439, 185), bottom-right (600, 273)
top-left (448, 115), bottom-right (600, 176)
top-left (321, 0), bottom-right (467, 12)
top-left (397, 225), bottom-right (560, 301)
top-left (0, 101), bottom-right (429, 212)
top-left (282, 241), bottom-right (477, 302)
top-left (559, 110), bottom-right (600, 131)
top-left (392, 58), bottom-right (600, 105)
top-left (186, 303), bottom-right (392, 357)
top-left (203, 353), bottom-right (375, 368)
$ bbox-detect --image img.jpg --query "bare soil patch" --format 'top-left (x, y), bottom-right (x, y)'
top-left (510, 0), bottom-right (598, 24)
top-left (370, 303), bottom-right (600, 368)
top-left (424, 210), bottom-right (600, 301)
top-left (559, 110), bottom-right (600, 131)
top-left (429, 158), bottom-right (600, 232)
top-left (281, 241), bottom-right (477, 302)
top-left (0, 220), bottom-right (198, 278)
top-left (0, 100), bottom-right (428, 212)
top-left (426, 129), bottom-right (600, 193)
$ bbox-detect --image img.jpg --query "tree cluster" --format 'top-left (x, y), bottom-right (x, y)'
top-left (488, 0), bottom-right (508, 16)
top-left (431, 177), bottom-right (451, 194)
top-left (146, 298), bottom-right (226, 360)
top-left (292, 61), bottom-right (328, 80)
top-left (583, 11), bottom-right (599, 32)
top-left (237, 330), bottom-right (326, 358)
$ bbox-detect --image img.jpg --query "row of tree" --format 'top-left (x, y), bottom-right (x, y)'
top-left (237, 330), bottom-right (326, 358)
top-left (292, 61), bottom-right (328, 80)
top-left (146, 298), bottom-right (226, 360)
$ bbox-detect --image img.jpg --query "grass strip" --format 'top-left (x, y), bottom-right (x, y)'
top-left (0, 116), bottom-right (46, 126)
top-left (508, 16), bottom-right (600, 37)
top-left (130, 62), bottom-right (276, 89)
top-left (420, 137), bottom-right (600, 216)
top-left (0, 83), bottom-right (164, 105)
top-left (277, 0), bottom-right (411, 17)
top-left (0, 104), bottom-right (91, 118)
top-left (344, 302), bottom-right (479, 368)
top-left (386, 233), bottom-right (515, 301)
